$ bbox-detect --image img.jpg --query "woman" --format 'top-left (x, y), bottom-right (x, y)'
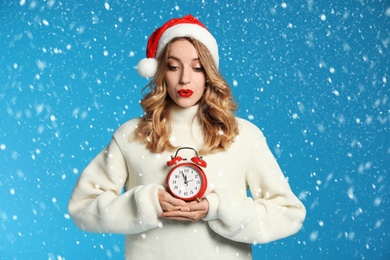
top-left (68, 14), bottom-right (306, 259)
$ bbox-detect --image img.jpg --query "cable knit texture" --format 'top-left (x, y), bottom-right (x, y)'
top-left (68, 104), bottom-right (306, 259)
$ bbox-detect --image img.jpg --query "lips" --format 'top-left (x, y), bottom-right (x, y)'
top-left (178, 89), bottom-right (193, 98)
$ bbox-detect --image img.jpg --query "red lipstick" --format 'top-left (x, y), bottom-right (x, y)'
top-left (178, 89), bottom-right (193, 98)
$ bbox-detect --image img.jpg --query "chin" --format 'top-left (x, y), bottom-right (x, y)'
top-left (175, 101), bottom-right (197, 108)
top-left (177, 104), bottom-right (195, 108)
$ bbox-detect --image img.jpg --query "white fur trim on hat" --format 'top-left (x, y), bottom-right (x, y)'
top-left (156, 24), bottom-right (219, 69)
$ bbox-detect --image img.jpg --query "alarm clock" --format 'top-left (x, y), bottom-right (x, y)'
top-left (166, 147), bottom-right (207, 202)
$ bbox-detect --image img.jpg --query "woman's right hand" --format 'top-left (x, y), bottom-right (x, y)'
top-left (158, 189), bottom-right (186, 213)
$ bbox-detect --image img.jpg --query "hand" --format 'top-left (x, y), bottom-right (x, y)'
top-left (158, 189), bottom-right (186, 213)
top-left (159, 194), bottom-right (209, 222)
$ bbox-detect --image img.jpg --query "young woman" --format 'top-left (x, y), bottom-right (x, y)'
top-left (68, 15), bottom-right (306, 259)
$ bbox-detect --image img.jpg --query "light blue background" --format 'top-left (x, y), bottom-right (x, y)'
top-left (1, 0), bottom-right (388, 259)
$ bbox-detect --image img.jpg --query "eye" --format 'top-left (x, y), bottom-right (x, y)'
top-left (193, 66), bottom-right (204, 72)
top-left (167, 65), bottom-right (179, 71)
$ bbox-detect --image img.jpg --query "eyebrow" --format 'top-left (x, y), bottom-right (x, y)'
top-left (167, 56), bottom-right (200, 62)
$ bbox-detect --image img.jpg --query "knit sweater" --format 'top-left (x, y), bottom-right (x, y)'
top-left (68, 104), bottom-right (306, 260)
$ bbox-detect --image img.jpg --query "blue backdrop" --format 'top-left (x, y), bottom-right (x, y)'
top-left (1, 0), bottom-right (388, 259)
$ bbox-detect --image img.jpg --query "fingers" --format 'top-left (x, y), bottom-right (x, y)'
top-left (160, 209), bottom-right (206, 222)
top-left (181, 199), bottom-right (209, 212)
top-left (158, 190), bottom-right (185, 212)
top-left (159, 198), bottom-right (209, 222)
top-left (158, 190), bottom-right (209, 222)
top-left (158, 190), bottom-right (183, 205)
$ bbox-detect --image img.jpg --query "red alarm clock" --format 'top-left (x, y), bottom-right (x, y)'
top-left (166, 147), bottom-right (207, 202)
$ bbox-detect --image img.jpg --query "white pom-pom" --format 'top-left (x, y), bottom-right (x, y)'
top-left (136, 58), bottom-right (158, 78)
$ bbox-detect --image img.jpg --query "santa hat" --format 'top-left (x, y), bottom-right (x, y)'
top-left (137, 14), bottom-right (219, 78)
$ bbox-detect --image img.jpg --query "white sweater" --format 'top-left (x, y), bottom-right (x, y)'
top-left (68, 104), bottom-right (306, 259)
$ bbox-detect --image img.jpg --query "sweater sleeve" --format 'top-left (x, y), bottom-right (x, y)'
top-left (206, 131), bottom-right (306, 244)
top-left (68, 137), bottom-right (164, 234)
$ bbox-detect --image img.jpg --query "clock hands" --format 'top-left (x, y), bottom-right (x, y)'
top-left (181, 172), bottom-right (193, 186)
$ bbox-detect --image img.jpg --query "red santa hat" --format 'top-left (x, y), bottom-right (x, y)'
top-left (137, 14), bottom-right (219, 78)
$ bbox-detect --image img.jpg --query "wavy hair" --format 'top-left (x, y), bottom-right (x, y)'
top-left (135, 37), bottom-right (239, 155)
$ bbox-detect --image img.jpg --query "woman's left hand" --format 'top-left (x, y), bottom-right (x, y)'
top-left (159, 199), bottom-right (209, 222)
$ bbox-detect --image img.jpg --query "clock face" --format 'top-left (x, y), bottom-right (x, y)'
top-left (167, 163), bottom-right (206, 201)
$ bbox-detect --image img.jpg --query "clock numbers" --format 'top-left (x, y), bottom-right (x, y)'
top-left (168, 165), bottom-right (203, 199)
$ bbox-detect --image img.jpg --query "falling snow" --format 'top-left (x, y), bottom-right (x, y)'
top-left (0, 0), bottom-right (388, 259)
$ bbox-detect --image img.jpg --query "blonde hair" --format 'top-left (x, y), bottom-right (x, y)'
top-left (135, 37), bottom-right (239, 155)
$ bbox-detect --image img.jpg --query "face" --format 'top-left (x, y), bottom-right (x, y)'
top-left (165, 39), bottom-right (206, 108)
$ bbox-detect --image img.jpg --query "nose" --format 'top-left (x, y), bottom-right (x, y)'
top-left (179, 66), bottom-right (191, 85)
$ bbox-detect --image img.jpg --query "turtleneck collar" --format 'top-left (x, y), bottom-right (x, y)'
top-left (170, 104), bottom-right (200, 125)
top-left (169, 104), bottom-right (203, 149)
